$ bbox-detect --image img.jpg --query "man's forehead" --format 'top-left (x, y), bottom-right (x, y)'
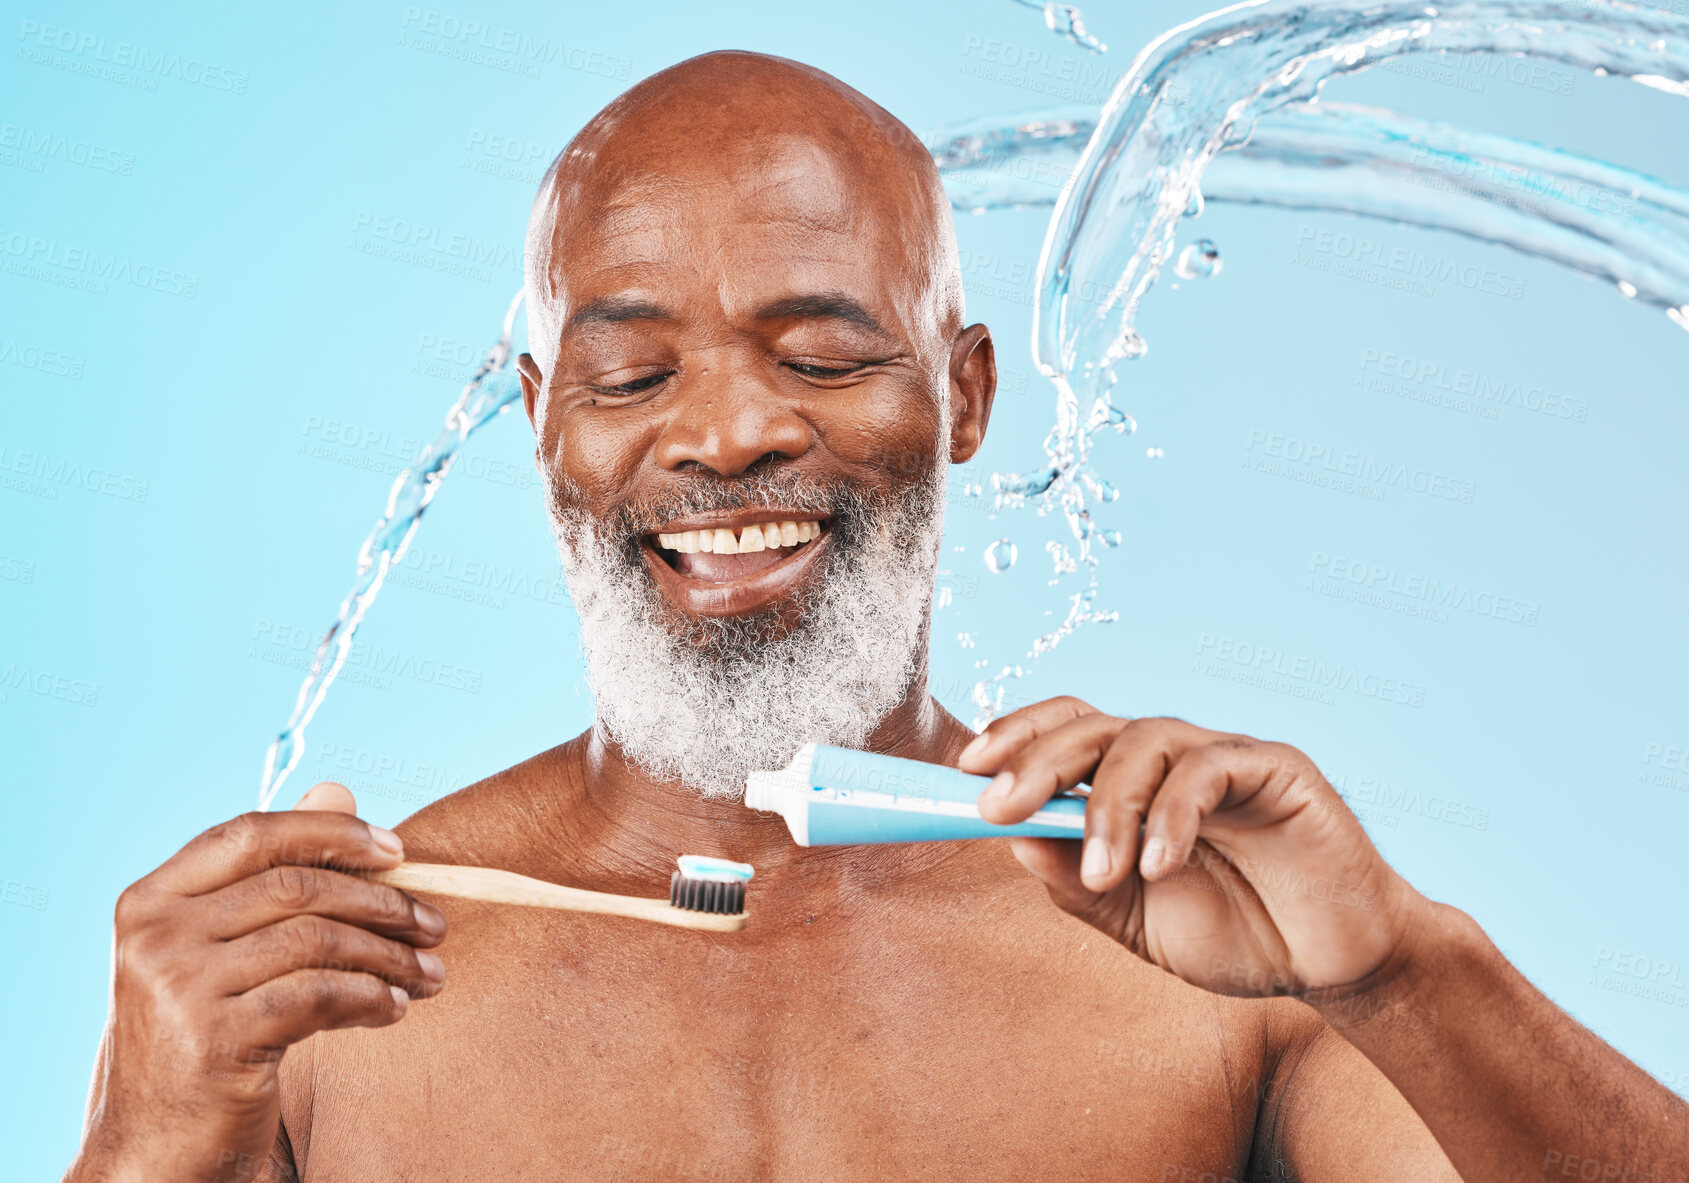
top-left (524, 52), bottom-right (961, 366)
top-left (546, 137), bottom-right (923, 330)
top-left (556, 133), bottom-right (866, 257)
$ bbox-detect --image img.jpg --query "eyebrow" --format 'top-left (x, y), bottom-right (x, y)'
top-left (562, 291), bottom-right (894, 340)
top-left (754, 293), bottom-right (892, 340)
top-left (564, 295), bottom-right (674, 334)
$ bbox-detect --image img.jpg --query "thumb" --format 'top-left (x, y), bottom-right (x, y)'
top-left (1010, 837), bottom-right (1144, 950)
top-left (1008, 837), bottom-right (1102, 915)
top-left (293, 780), bottom-right (359, 815)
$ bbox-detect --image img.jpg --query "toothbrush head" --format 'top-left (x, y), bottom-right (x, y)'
top-left (669, 855), bottom-right (755, 916)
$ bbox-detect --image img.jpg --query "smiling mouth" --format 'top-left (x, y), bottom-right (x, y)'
top-left (648, 517), bottom-right (826, 582)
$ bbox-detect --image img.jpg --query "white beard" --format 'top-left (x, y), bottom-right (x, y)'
top-left (548, 464), bottom-right (945, 799)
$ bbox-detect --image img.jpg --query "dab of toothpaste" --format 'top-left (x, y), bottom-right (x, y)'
top-left (677, 855), bottom-right (755, 882)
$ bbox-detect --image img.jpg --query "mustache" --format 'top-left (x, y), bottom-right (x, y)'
top-left (549, 471), bottom-right (886, 539)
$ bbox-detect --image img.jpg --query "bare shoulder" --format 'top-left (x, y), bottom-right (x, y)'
top-left (388, 733), bottom-right (590, 873)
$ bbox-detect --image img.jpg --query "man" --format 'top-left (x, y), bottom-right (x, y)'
top-left (67, 52), bottom-right (1687, 1183)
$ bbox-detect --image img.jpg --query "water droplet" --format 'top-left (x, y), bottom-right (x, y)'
top-left (1113, 332), bottom-right (1148, 361)
top-left (1046, 540), bottom-right (1078, 575)
top-left (1184, 187), bottom-right (1205, 218)
top-left (956, 632), bottom-right (976, 650)
top-left (984, 539), bottom-right (1018, 573)
top-left (1146, 446), bottom-right (1165, 459)
top-left (952, 545), bottom-right (966, 553)
top-left (1617, 279), bottom-right (1638, 299)
top-left (1086, 399), bottom-right (1137, 435)
top-left (1100, 529), bottom-right (1122, 547)
top-left (993, 467), bottom-right (1059, 498)
top-left (1175, 238), bottom-right (1222, 279)
top-left (935, 587), bottom-right (953, 610)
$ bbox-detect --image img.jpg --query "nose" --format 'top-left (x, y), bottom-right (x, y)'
top-left (652, 363), bottom-right (813, 476)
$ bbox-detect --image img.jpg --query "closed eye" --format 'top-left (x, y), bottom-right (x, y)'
top-left (592, 371), bottom-right (671, 396)
top-left (785, 361), bottom-right (875, 380)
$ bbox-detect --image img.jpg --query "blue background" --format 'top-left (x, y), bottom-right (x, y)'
top-left (3, 0), bottom-right (1686, 1174)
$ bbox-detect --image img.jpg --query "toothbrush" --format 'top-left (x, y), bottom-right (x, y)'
top-left (747, 743), bottom-right (1088, 845)
top-left (370, 854), bottom-right (753, 932)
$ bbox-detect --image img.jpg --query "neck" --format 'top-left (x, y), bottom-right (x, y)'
top-left (555, 670), bottom-right (977, 889)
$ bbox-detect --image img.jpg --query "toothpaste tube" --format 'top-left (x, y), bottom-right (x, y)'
top-left (744, 742), bottom-right (1086, 845)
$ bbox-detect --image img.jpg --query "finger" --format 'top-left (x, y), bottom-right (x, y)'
top-left (1077, 717), bottom-right (1233, 889)
top-left (147, 810), bottom-right (405, 898)
top-left (976, 713), bottom-right (1128, 825)
top-left (195, 865), bottom-right (446, 946)
top-left (294, 781), bottom-right (357, 814)
top-left (217, 915), bottom-right (445, 998)
top-left (234, 969), bottom-right (413, 1048)
top-left (1009, 837), bottom-right (1144, 951)
top-left (1007, 837), bottom-right (1100, 916)
top-left (956, 695), bottom-right (1100, 774)
top-left (1140, 739), bottom-right (1283, 881)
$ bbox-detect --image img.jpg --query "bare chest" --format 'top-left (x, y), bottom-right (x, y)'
top-left (290, 896), bottom-right (1260, 1181)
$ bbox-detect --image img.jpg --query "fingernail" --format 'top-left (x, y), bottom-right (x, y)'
top-left (416, 951), bottom-right (445, 983)
top-left (1141, 836), bottom-right (1166, 877)
top-left (959, 733), bottom-right (990, 762)
top-left (389, 985), bottom-right (409, 1011)
top-left (415, 902), bottom-right (447, 937)
top-left (978, 771), bottom-right (1014, 805)
top-left (368, 825), bottom-right (404, 856)
top-left (1081, 836), bottom-right (1112, 882)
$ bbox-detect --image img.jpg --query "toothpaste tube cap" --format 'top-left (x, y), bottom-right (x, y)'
top-left (744, 771), bottom-right (784, 813)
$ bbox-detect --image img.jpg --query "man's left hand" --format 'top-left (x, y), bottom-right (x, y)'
top-left (959, 698), bottom-right (1430, 999)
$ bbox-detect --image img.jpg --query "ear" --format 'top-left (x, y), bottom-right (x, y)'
top-left (517, 351), bottom-right (544, 430)
top-left (947, 324), bottom-right (996, 463)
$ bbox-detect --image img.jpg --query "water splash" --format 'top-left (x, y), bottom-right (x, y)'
top-left (1012, 0), bottom-right (1108, 53)
top-left (936, 0), bottom-right (1689, 724)
top-left (258, 293), bottom-right (525, 809)
top-left (263, 0), bottom-right (1689, 791)
top-left (932, 101), bottom-right (1689, 318)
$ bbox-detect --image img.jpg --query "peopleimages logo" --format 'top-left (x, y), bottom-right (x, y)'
top-left (1295, 225), bottom-right (1526, 300)
top-left (0, 444), bottom-right (150, 503)
top-left (1244, 429), bottom-right (1478, 504)
top-left (1308, 551), bottom-right (1541, 626)
top-left (397, 8), bottom-right (632, 80)
top-left (348, 211), bottom-right (522, 281)
top-left (0, 228), bottom-right (199, 298)
top-left (1195, 632), bottom-right (1428, 707)
top-left (0, 123), bottom-right (136, 175)
top-left (1357, 347), bottom-right (1590, 424)
top-left (16, 20), bottom-right (250, 94)
top-left (957, 33), bottom-right (1124, 103)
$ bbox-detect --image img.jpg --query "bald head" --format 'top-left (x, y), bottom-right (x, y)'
top-left (522, 51), bottom-right (962, 378)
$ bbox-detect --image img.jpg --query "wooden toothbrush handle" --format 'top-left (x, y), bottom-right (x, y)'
top-left (370, 862), bottom-right (747, 932)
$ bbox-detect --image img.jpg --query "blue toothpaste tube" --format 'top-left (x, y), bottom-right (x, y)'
top-left (744, 743), bottom-right (1087, 845)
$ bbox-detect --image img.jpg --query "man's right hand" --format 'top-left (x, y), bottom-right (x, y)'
top-left (65, 783), bottom-right (446, 1183)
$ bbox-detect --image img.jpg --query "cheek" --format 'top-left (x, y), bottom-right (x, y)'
top-left (820, 377), bottom-right (946, 484)
top-left (551, 404), bottom-right (658, 499)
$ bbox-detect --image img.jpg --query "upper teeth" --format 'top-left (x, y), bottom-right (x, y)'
top-left (656, 520), bottom-right (821, 555)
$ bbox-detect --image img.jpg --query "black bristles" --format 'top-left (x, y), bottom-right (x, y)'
top-left (670, 872), bottom-right (747, 915)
